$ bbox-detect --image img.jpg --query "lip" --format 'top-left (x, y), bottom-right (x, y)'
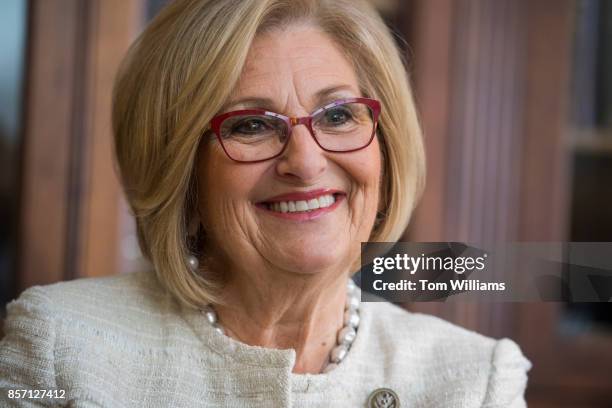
top-left (255, 188), bottom-right (346, 222)
top-left (259, 188), bottom-right (344, 203)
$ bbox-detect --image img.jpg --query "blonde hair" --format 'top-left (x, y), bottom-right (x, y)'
top-left (112, 0), bottom-right (425, 308)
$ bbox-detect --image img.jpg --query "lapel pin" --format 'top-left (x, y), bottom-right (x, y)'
top-left (367, 388), bottom-right (400, 408)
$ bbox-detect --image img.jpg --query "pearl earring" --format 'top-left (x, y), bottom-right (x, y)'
top-left (187, 255), bottom-right (199, 271)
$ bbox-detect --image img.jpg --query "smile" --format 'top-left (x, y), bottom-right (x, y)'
top-left (267, 194), bottom-right (336, 213)
top-left (256, 189), bottom-right (345, 221)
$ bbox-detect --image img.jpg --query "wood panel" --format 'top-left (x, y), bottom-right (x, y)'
top-left (404, 0), bottom-right (453, 242)
top-left (399, 0), bottom-right (461, 328)
top-left (518, 0), bottom-right (573, 242)
top-left (74, 0), bottom-right (143, 279)
top-left (17, 0), bottom-right (144, 293)
top-left (19, 0), bottom-right (81, 289)
top-left (405, 0), bottom-right (527, 339)
top-left (512, 0), bottom-right (612, 405)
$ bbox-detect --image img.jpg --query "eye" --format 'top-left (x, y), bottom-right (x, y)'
top-left (232, 118), bottom-right (270, 134)
top-left (322, 106), bottom-right (353, 126)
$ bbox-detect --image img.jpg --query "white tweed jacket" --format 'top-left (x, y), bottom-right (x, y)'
top-left (0, 271), bottom-right (531, 407)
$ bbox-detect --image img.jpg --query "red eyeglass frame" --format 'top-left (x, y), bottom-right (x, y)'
top-left (209, 97), bottom-right (382, 163)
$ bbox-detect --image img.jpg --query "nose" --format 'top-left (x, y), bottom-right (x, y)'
top-left (275, 123), bottom-right (327, 182)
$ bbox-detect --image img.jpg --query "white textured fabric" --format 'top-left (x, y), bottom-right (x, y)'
top-left (0, 271), bottom-right (531, 407)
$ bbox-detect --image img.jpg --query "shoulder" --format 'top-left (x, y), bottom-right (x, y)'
top-left (10, 269), bottom-right (167, 308)
top-left (0, 272), bottom-right (202, 404)
top-left (359, 302), bottom-right (531, 407)
top-left (4, 271), bottom-right (180, 345)
top-left (23, 269), bottom-right (165, 303)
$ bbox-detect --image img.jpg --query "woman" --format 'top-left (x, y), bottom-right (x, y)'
top-left (0, 0), bottom-right (530, 406)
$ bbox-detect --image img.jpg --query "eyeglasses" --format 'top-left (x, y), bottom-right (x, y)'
top-left (209, 97), bottom-right (381, 163)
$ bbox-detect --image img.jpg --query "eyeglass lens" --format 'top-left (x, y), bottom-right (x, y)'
top-left (218, 102), bottom-right (375, 162)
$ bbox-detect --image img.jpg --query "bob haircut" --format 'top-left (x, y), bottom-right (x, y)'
top-left (112, 0), bottom-right (425, 308)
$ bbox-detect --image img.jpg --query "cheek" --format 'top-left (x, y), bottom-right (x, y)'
top-left (349, 141), bottom-right (382, 205)
top-left (196, 145), bottom-right (259, 228)
top-left (339, 140), bottom-right (382, 233)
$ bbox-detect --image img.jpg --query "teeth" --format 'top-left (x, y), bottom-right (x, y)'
top-left (267, 194), bottom-right (337, 213)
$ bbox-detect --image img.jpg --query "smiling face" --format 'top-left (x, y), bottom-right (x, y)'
top-left (197, 24), bottom-right (381, 279)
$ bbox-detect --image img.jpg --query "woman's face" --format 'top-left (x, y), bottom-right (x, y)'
top-left (197, 25), bottom-right (381, 277)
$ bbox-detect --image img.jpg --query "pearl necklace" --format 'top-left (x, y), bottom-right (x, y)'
top-left (200, 278), bottom-right (361, 373)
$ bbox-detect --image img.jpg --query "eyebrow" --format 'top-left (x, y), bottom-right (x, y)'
top-left (222, 84), bottom-right (359, 112)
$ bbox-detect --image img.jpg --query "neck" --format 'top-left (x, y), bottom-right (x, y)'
top-left (214, 266), bottom-right (349, 374)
